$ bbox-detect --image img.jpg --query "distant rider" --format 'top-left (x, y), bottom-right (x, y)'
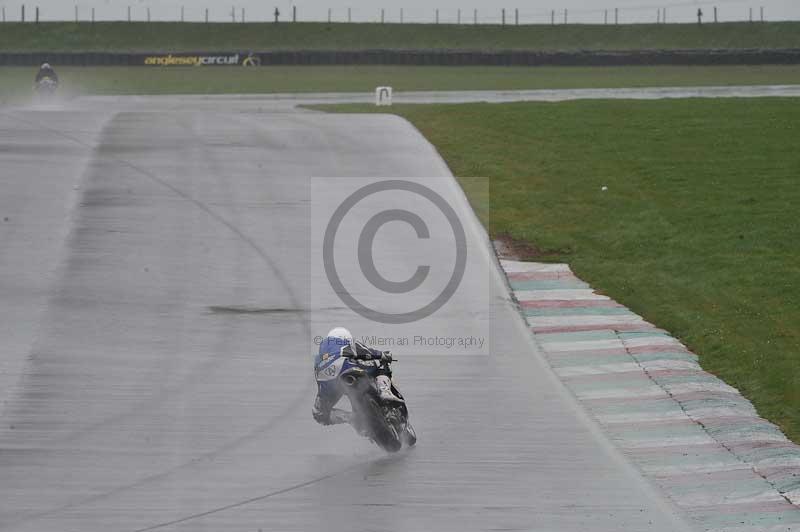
top-left (312, 327), bottom-right (403, 426)
top-left (35, 62), bottom-right (59, 86)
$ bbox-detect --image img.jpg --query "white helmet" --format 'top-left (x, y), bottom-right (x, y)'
top-left (327, 327), bottom-right (353, 346)
top-left (41, 63), bottom-right (51, 70)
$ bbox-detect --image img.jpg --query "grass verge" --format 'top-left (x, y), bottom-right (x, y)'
top-left (2, 21), bottom-right (800, 52)
top-left (316, 98), bottom-right (800, 442)
top-left (3, 64), bottom-right (800, 105)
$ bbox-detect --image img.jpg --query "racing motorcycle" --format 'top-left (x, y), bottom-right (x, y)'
top-left (316, 351), bottom-right (416, 453)
top-left (34, 77), bottom-right (58, 99)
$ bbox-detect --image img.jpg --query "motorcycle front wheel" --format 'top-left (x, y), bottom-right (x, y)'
top-left (364, 396), bottom-right (402, 453)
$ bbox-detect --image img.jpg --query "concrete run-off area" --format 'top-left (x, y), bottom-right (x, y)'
top-left (502, 260), bottom-right (800, 532)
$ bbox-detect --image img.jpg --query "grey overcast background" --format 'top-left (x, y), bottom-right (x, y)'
top-left (3, 0), bottom-right (799, 24)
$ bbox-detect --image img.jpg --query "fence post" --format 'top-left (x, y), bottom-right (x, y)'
top-left (614, 7), bottom-right (618, 24)
top-left (563, 8), bottom-right (567, 24)
top-left (347, 7), bottom-right (351, 22)
top-left (327, 8), bottom-right (331, 23)
top-left (293, 5), bottom-right (296, 22)
top-left (35, 6), bottom-right (38, 23)
top-left (473, 9), bottom-right (477, 24)
top-left (714, 6), bottom-right (717, 23)
top-left (656, 9), bottom-right (659, 23)
top-left (231, 6), bottom-right (235, 22)
top-left (2, 7), bottom-right (5, 22)
top-left (435, 9), bottom-right (438, 24)
top-left (127, 5), bottom-right (131, 22)
top-left (501, 8), bottom-right (505, 26)
top-left (760, 6), bottom-right (764, 21)
top-left (92, 7), bottom-right (95, 23)
top-left (381, 8), bottom-right (384, 23)
top-left (181, 6), bottom-right (184, 22)
top-left (749, 7), bottom-right (752, 22)
top-left (550, 9), bottom-right (554, 25)
top-left (604, 9), bottom-right (607, 24)
top-left (205, 8), bottom-right (208, 22)
top-left (147, 7), bottom-right (150, 22)
top-left (400, 8), bottom-right (403, 23)
top-left (515, 8), bottom-right (518, 25)
top-left (75, 4), bottom-right (78, 22)
top-left (21, 4), bottom-right (25, 22)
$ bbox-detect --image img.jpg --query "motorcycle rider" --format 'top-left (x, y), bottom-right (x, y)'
top-left (312, 327), bottom-right (403, 426)
top-left (35, 63), bottom-right (59, 86)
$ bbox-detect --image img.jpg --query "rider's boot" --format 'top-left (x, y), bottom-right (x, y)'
top-left (376, 375), bottom-right (404, 403)
top-left (313, 396), bottom-right (351, 426)
top-left (329, 408), bottom-right (352, 425)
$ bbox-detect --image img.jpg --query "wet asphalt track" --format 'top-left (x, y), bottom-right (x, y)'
top-left (0, 97), bottom-right (697, 532)
top-left (64, 84), bottom-right (800, 112)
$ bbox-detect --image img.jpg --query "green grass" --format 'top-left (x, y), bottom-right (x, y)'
top-left (2, 21), bottom-right (800, 52)
top-left (3, 64), bottom-right (800, 105)
top-left (317, 98), bottom-right (800, 442)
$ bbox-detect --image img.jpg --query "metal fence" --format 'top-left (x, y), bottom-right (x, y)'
top-left (0, 2), bottom-right (792, 25)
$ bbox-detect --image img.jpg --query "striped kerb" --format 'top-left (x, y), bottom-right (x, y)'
top-left (501, 259), bottom-right (800, 531)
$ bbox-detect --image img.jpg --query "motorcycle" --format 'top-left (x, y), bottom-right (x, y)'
top-left (315, 351), bottom-right (416, 453)
top-left (34, 77), bottom-right (58, 99)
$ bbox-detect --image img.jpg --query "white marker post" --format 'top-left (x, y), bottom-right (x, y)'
top-left (375, 87), bottom-right (393, 107)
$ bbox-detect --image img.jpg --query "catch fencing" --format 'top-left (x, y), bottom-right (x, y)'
top-left (0, 2), bottom-right (791, 25)
top-left (2, 48), bottom-right (800, 67)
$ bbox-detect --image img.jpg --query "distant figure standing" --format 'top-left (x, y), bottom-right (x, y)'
top-left (274, 7), bottom-right (280, 23)
top-left (697, 8), bottom-right (703, 24)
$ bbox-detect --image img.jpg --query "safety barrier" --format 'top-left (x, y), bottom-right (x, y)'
top-left (3, 48), bottom-right (800, 67)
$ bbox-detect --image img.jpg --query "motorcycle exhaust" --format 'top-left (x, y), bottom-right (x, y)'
top-left (341, 374), bottom-right (358, 386)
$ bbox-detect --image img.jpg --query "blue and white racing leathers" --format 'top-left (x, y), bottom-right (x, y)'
top-left (312, 337), bottom-right (391, 425)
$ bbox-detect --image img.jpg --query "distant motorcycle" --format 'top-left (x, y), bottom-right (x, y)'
top-left (34, 77), bottom-right (58, 98)
top-left (316, 351), bottom-right (416, 452)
